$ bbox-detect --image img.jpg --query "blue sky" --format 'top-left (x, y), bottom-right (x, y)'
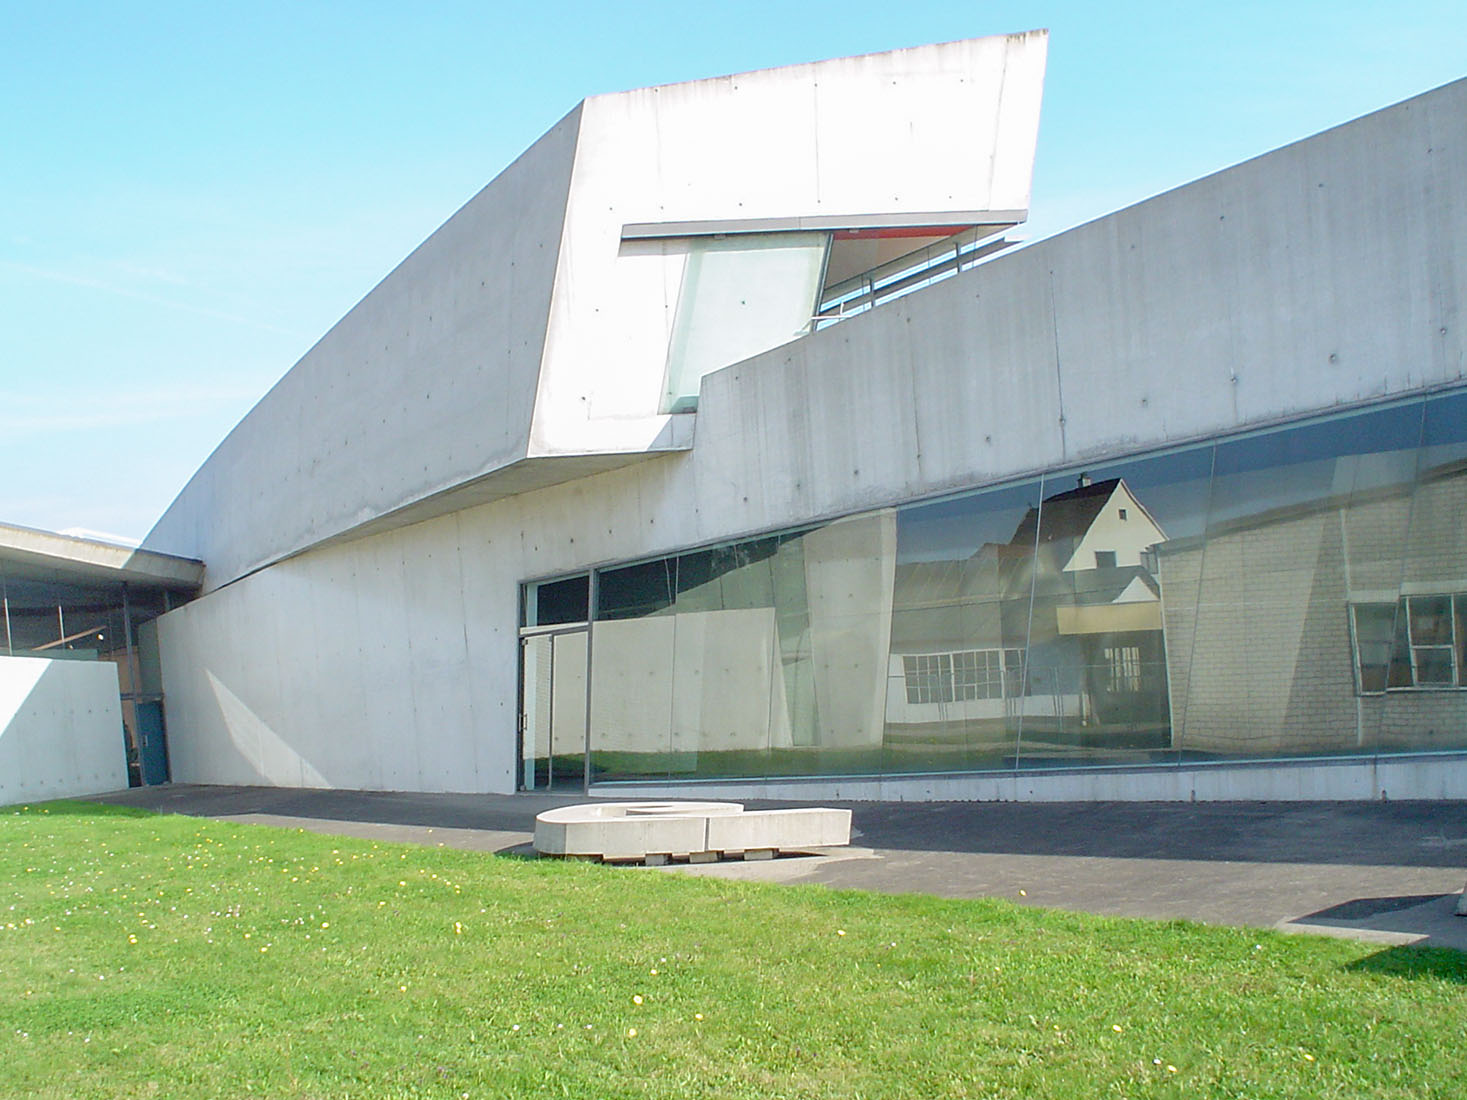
top-left (4, 1), bottom-right (1464, 543)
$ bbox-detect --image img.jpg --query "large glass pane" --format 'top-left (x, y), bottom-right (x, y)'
top-left (886, 480), bottom-right (1044, 773)
top-left (769, 532), bottom-right (819, 760)
top-left (591, 541), bottom-right (794, 783)
top-left (519, 634), bottom-right (552, 789)
top-left (1376, 390), bottom-right (1467, 751)
top-left (793, 514), bottom-right (895, 777)
top-left (550, 632), bottom-right (588, 780)
top-left (1181, 402), bottom-right (1426, 762)
top-left (589, 557), bottom-right (677, 783)
top-left (671, 541), bottom-right (781, 782)
top-left (662, 232), bottom-right (828, 413)
top-left (1018, 447), bottom-right (1212, 769)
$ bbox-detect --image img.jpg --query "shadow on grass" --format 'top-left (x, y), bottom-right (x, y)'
top-left (1346, 944), bottom-right (1467, 983)
top-left (6, 799), bottom-right (155, 819)
top-left (492, 843), bottom-right (541, 861)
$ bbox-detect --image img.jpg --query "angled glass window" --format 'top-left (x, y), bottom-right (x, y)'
top-left (662, 232), bottom-right (829, 413)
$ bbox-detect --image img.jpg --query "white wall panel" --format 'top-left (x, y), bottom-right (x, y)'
top-left (0, 656), bottom-right (126, 804)
top-left (455, 503), bottom-right (523, 791)
top-left (401, 513), bottom-right (476, 790)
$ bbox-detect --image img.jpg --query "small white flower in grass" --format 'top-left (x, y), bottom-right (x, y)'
top-left (632, 995), bottom-right (643, 1005)
top-left (627, 1028), bottom-right (637, 1038)
top-left (836, 929), bottom-right (846, 937)
top-left (511, 1025), bottom-right (520, 1032)
top-left (1167, 1065), bottom-right (1178, 1073)
top-left (1112, 1024), bottom-right (1122, 1033)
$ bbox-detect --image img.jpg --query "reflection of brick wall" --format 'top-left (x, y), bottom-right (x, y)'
top-left (1352, 471), bottom-right (1467, 750)
top-left (1160, 469), bottom-right (1467, 756)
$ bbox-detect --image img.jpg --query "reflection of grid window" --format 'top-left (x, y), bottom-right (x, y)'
top-left (1103, 645), bottom-right (1143, 693)
top-left (903, 654), bottom-right (953, 704)
top-left (953, 650), bottom-right (1004, 700)
top-left (904, 648), bottom-right (1022, 704)
top-left (1351, 595), bottom-right (1467, 692)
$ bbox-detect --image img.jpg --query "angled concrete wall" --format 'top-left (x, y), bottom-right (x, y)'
top-left (144, 106), bottom-right (584, 585)
top-left (0, 655), bottom-right (127, 805)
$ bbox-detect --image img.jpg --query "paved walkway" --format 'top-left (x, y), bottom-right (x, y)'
top-left (89, 784), bottom-right (1467, 951)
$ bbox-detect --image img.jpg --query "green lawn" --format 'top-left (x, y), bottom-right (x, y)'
top-left (1, 803), bottom-right (1464, 1099)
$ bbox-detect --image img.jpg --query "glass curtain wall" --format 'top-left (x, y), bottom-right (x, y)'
top-left (556, 389), bottom-right (1467, 785)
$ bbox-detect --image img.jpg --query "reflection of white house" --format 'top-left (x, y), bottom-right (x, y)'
top-left (886, 478), bottom-right (1169, 728)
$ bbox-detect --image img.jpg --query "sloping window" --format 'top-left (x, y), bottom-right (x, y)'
top-left (662, 232), bottom-right (828, 413)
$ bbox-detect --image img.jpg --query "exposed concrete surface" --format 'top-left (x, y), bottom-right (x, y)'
top-left (84, 785), bottom-right (1467, 951)
top-left (0, 656), bottom-right (128, 804)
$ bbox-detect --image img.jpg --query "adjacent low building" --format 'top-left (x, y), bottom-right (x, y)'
top-left (20, 31), bottom-right (1460, 804)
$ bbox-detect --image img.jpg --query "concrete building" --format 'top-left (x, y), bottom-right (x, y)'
top-left (6, 33), bottom-right (1465, 804)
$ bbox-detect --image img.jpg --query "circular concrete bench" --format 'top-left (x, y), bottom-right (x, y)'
top-left (534, 800), bottom-right (852, 864)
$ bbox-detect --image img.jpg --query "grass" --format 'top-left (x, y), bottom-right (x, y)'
top-left (2, 803), bottom-right (1465, 1099)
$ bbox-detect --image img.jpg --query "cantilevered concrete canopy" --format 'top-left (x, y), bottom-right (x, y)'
top-left (0, 523), bottom-right (203, 595)
top-left (144, 32), bottom-right (1049, 591)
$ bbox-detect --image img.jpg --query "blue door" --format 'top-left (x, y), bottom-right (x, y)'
top-left (135, 701), bottom-right (170, 785)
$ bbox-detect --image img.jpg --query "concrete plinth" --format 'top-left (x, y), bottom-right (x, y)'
top-left (533, 800), bottom-right (852, 863)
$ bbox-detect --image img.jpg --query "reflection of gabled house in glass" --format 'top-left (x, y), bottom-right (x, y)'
top-left (1012, 478), bottom-right (1170, 730)
top-left (887, 477), bottom-right (1170, 737)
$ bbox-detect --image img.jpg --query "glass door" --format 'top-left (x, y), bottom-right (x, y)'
top-left (518, 627), bottom-right (589, 791)
top-left (519, 573), bottom-right (592, 791)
